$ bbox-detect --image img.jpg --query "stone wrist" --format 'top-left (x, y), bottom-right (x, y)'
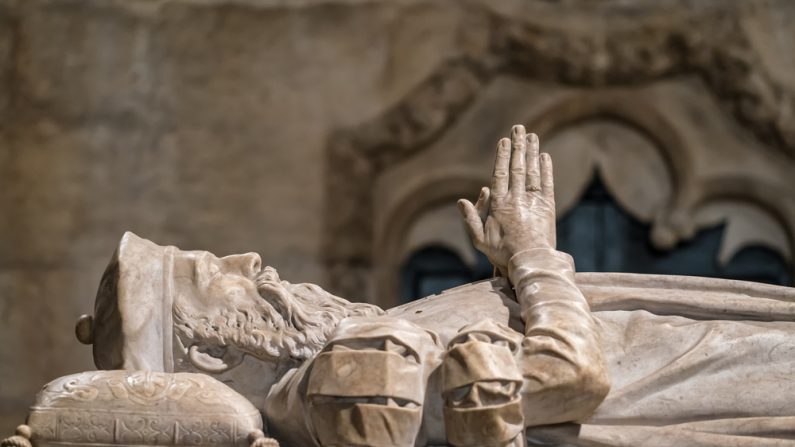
top-left (507, 248), bottom-right (575, 286)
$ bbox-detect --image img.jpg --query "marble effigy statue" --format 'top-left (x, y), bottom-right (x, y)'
top-left (4, 125), bottom-right (795, 447)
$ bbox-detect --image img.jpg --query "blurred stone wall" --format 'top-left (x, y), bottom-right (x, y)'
top-left (1, 0), bottom-right (794, 435)
top-left (0, 0), bottom-right (473, 432)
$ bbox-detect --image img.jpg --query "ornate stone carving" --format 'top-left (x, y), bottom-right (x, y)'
top-left (54, 125), bottom-right (795, 446)
top-left (7, 124), bottom-right (795, 446)
top-left (323, 5), bottom-right (795, 300)
top-left (495, 9), bottom-right (795, 155)
top-left (36, 371), bottom-right (246, 409)
top-left (18, 371), bottom-right (268, 447)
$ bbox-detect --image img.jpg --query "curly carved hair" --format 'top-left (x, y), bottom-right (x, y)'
top-left (173, 267), bottom-right (383, 361)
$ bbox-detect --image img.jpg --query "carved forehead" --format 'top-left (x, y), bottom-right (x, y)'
top-left (171, 249), bottom-right (262, 277)
top-left (171, 249), bottom-right (211, 278)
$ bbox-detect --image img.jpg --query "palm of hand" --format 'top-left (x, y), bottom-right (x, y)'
top-left (459, 125), bottom-right (557, 275)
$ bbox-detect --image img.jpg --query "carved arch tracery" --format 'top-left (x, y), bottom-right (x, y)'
top-left (323, 5), bottom-right (795, 302)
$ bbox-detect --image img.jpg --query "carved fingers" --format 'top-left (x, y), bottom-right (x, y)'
top-left (458, 124), bottom-right (558, 271)
top-left (540, 152), bottom-right (556, 248)
top-left (510, 127), bottom-right (527, 193)
top-left (457, 187), bottom-right (490, 247)
top-left (526, 131), bottom-right (541, 192)
top-left (540, 151), bottom-right (555, 208)
top-left (496, 125), bottom-right (544, 198)
top-left (492, 138), bottom-right (511, 197)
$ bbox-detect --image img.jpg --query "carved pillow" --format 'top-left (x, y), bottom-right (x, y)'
top-left (20, 371), bottom-right (266, 447)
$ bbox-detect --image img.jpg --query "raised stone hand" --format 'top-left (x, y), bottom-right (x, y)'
top-left (458, 125), bottom-right (556, 275)
top-left (456, 126), bottom-right (609, 438)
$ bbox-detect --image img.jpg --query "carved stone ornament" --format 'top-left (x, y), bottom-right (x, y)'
top-left (5, 125), bottom-right (795, 447)
top-left (322, 4), bottom-right (795, 301)
top-left (1, 371), bottom-right (277, 447)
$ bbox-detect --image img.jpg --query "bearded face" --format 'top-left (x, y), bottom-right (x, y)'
top-left (171, 251), bottom-right (382, 372)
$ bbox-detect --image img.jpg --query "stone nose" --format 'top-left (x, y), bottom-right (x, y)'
top-left (221, 252), bottom-right (262, 277)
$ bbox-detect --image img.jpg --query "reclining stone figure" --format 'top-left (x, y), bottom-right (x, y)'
top-left (63, 125), bottom-right (795, 446)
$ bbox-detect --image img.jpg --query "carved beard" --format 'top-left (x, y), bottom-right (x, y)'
top-left (173, 268), bottom-right (383, 362)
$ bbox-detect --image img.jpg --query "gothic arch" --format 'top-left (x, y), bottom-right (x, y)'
top-left (373, 174), bottom-right (485, 308)
top-left (323, 5), bottom-right (795, 302)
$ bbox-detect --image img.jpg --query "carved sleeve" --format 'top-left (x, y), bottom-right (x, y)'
top-left (507, 248), bottom-right (610, 426)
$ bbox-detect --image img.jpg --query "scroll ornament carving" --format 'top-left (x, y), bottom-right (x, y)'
top-left (494, 11), bottom-right (795, 155)
top-left (37, 371), bottom-right (244, 409)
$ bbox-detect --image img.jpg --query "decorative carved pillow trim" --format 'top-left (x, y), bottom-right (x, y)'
top-left (13, 371), bottom-right (266, 447)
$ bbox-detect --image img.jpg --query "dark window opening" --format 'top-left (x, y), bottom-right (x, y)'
top-left (400, 246), bottom-right (492, 303)
top-left (400, 175), bottom-right (791, 302)
top-left (556, 175), bottom-right (791, 286)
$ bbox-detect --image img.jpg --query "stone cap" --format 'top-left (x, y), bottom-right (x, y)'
top-left (80, 232), bottom-right (177, 372)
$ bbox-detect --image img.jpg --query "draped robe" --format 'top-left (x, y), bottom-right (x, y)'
top-left (388, 272), bottom-right (795, 446)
